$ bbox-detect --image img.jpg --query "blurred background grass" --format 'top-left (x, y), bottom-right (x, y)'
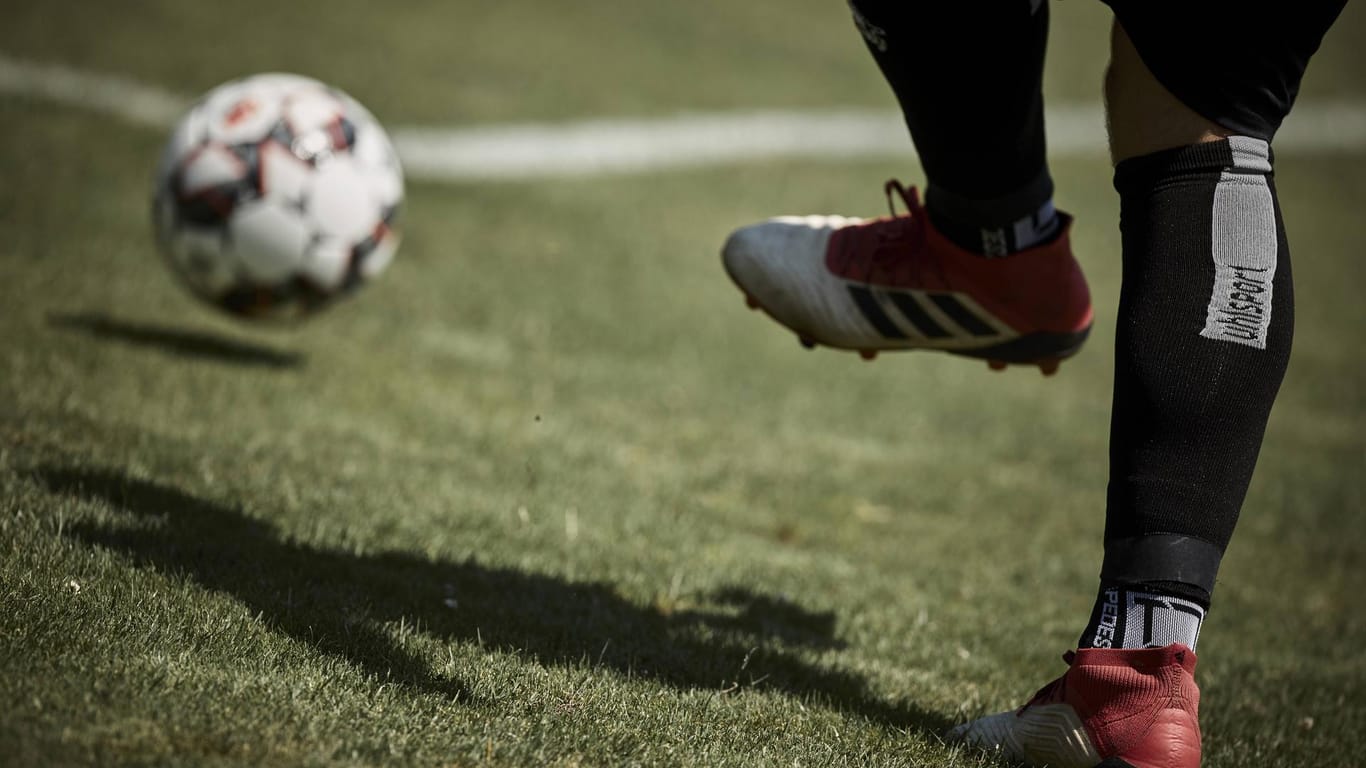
top-left (1, 2), bottom-right (1363, 766)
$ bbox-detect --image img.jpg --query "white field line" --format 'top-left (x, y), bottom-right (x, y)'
top-left (4, 52), bottom-right (1366, 181)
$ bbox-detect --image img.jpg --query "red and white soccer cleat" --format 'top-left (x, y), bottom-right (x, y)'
top-left (721, 181), bottom-right (1093, 373)
top-left (949, 644), bottom-right (1202, 768)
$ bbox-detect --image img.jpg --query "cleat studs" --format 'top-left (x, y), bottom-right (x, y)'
top-left (799, 336), bottom-right (817, 349)
top-left (1038, 358), bottom-right (1060, 376)
top-left (859, 349), bottom-right (878, 361)
top-left (745, 294), bottom-right (760, 310)
top-left (988, 360), bottom-right (1008, 372)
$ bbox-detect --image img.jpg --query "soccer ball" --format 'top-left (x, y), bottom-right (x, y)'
top-left (153, 73), bottom-right (403, 319)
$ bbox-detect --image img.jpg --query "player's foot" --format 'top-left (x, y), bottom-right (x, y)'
top-left (949, 644), bottom-right (1201, 768)
top-left (721, 181), bottom-right (1093, 373)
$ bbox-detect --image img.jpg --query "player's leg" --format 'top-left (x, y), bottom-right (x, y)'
top-left (721, 0), bottom-right (1092, 370)
top-left (1087, 18), bottom-right (1290, 657)
top-left (952, 4), bottom-right (1345, 767)
top-left (852, 0), bottom-right (1057, 256)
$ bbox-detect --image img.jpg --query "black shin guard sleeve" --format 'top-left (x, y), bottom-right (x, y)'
top-left (1104, 138), bottom-right (1293, 596)
top-left (847, 0), bottom-right (1052, 220)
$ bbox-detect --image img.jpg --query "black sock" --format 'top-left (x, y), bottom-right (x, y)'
top-left (848, 0), bottom-right (1056, 256)
top-left (1083, 138), bottom-right (1294, 648)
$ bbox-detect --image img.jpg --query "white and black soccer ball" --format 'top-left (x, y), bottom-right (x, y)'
top-left (153, 73), bottom-right (403, 319)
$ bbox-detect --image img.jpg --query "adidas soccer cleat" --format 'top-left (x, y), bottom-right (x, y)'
top-left (721, 181), bottom-right (1093, 374)
top-left (949, 644), bottom-right (1202, 768)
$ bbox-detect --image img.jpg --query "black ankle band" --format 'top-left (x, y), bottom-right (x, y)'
top-left (1101, 534), bottom-right (1224, 595)
top-left (925, 168), bottom-right (1055, 227)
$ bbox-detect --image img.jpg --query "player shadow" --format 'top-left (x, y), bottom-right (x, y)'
top-left (47, 312), bottom-right (304, 369)
top-left (37, 464), bottom-right (955, 735)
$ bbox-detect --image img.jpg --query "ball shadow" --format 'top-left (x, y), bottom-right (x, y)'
top-left (36, 464), bottom-right (955, 735)
top-left (47, 312), bottom-right (304, 369)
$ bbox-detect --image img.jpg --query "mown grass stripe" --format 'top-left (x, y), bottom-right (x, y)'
top-left (4, 51), bottom-right (1366, 181)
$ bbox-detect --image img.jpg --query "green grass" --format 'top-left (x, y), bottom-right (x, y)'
top-left (3, 2), bottom-right (1366, 766)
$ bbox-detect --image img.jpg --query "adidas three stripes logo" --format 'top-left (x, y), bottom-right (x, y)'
top-left (847, 285), bottom-right (1004, 341)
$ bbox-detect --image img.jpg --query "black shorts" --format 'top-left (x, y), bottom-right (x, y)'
top-left (1103, 0), bottom-right (1347, 140)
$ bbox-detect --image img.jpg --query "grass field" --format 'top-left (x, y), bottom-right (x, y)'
top-left (3, 2), bottom-right (1364, 766)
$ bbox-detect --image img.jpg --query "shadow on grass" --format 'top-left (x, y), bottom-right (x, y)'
top-left (47, 312), bottom-right (304, 369)
top-left (38, 465), bottom-right (954, 735)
